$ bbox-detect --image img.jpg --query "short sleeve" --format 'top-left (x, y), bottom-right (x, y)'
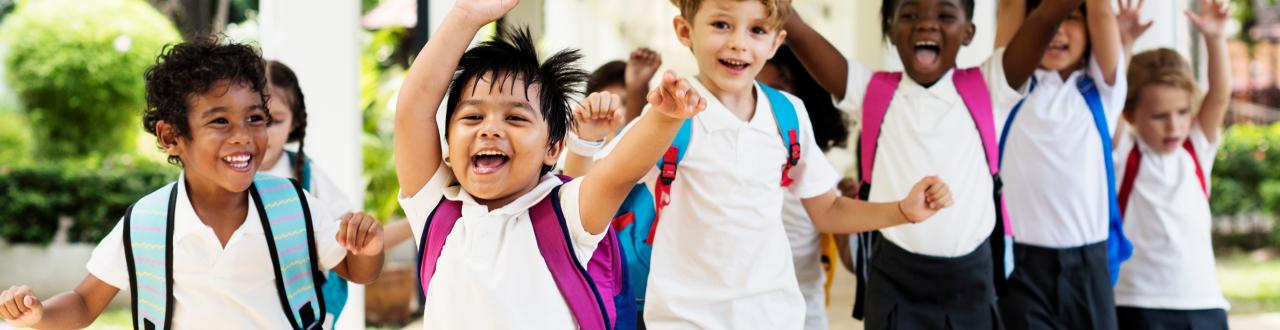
top-left (85, 220), bottom-right (130, 290)
top-left (311, 166), bottom-right (356, 215)
top-left (786, 93), bottom-right (841, 199)
top-left (1087, 52), bottom-right (1129, 125)
top-left (981, 48), bottom-right (1030, 117)
top-left (1189, 123), bottom-right (1221, 173)
top-left (304, 190), bottom-right (347, 270)
top-left (832, 60), bottom-right (875, 119)
top-left (397, 165), bottom-right (452, 248)
top-left (556, 178), bottom-right (606, 265)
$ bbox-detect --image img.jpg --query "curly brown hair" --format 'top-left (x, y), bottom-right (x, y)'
top-left (670, 0), bottom-right (791, 28)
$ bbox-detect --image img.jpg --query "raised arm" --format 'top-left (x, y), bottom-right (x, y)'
top-left (0, 276), bottom-right (119, 329)
top-left (1188, 0), bottom-right (1231, 142)
top-left (801, 176), bottom-right (953, 234)
top-left (1116, 0), bottom-right (1154, 63)
top-left (1003, 0), bottom-right (1086, 88)
top-left (624, 48), bottom-right (662, 123)
top-left (995, 0), bottom-right (1027, 49)
top-left (1088, 0), bottom-right (1123, 84)
top-left (394, 0), bottom-right (518, 197)
top-left (577, 71), bottom-right (706, 235)
top-left (562, 92), bottom-right (626, 178)
top-left (783, 9), bottom-right (850, 100)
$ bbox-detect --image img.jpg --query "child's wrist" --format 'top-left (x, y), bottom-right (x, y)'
top-left (567, 133), bottom-right (606, 157)
top-left (897, 201), bottom-right (914, 224)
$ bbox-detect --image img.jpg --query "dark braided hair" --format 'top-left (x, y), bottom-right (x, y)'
top-left (265, 60), bottom-right (309, 183)
top-left (143, 36), bottom-right (269, 166)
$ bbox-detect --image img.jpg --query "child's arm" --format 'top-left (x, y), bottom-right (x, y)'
top-left (1117, 0), bottom-right (1153, 63)
top-left (994, 0), bottom-right (1026, 49)
top-left (624, 48), bottom-right (662, 122)
top-left (382, 219), bottom-right (414, 249)
top-left (1087, 0), bottom-right (1123, 85)
top-left (782, 9), bottom-right (850, 99)
top-left (394, 0), bottom-right (519, 197)
top-left (1003, 0), bottom-right (1086, 88)
top-left (332, 212), bottom-right (385, 284)
top-left (1188, 0), bottom-right (1231, 142)
top-left (0, 276), bottom-right (119, 329)
top-left (801, 176), bottom-right (953, 234)
top-left (576, 71), bottom-right (706, 234)
top-left (563, 92), bottom-right (626, 178)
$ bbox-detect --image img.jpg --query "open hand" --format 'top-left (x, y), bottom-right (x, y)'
top-left (1185, 0), bottom-right (1230, 39)
top-left (646, 70), bottom-right (707, 120)
top-left (573, 92), bottom-right (627, 141)
top-left (454, 0), bottom-right (520, 26)
top-left (0, 285), bottom-right (43, 327)
top-left (1117, 0), bottom-right (1153, 47)
top-left (337, 212), bottom-right (384, 256)
top-left (625, 48), bottom-right (663, 89)
top-left (900, 176), bottom-right (953, 223)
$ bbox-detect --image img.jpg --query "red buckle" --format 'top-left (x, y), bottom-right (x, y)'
top-left (612, 212), bottom-right (636, 232)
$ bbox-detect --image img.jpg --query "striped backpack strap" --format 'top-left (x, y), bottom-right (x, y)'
top-left (251, 174), bottom-right (325, 330)
top-left (124, 182), bottom-right (178, 330)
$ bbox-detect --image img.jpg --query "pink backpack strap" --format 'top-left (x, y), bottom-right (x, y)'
top-left (860, 71), bottom-right (902, 188)
top-left (529, 184), bottom-right (611, 330)
top-left (417, 198), bottom-right (462, 302)
top-left (952, 68), bottom-right (1013, 235)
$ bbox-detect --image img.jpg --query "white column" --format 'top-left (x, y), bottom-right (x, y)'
top-left (257, 1), bottom-right (365, 329)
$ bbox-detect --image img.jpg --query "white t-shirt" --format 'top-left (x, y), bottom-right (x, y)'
top-left (86, 173), bottom-right (348, 329)
top-left (264, 152), bottom-right (356, 215)
top-left (834, 49), bottom-right (1026, 257)
top-left (1002, 54), bottom-right (1128, 248)
top-left (1113, 124), bottom-right (1229, 310)
top-left (398, 166), bottom-right (603, 329)
top-left (598, 79), bottom-right (840, 330)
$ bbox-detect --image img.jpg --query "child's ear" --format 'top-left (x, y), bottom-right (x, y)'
top-left (766, 29), bottom-right (788, 59)
top-left (544, 140), bottom-right (564, 167)
top-left (674, 16), bottom-right (694, 49)
top-left (962, 22), bottom-right (976, 46)
top-left (155, 121), bottom-right (184, 157)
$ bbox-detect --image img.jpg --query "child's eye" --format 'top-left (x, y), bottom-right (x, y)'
top-left (751, 27), bottom-right (768, 35)
top-left (711, 21), bottom-right (730, 30)
top-left (460, 114), bottom-right (482, 121)
top-left (210, 118), bottom-right (229, 125)
top-left (248, 114), bottom-right (267, 124)
top-left (506, 115), bottom-right (529, 122)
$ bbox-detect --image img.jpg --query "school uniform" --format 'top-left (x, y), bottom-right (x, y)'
top-left (264, 152), bottom-right (356, 215)
top-left (999, 54), bottom-right (1127, 330)
top-left (782, 192), bottom-right (829, 330)
top-left (398, 166), bottom-right (603, 329)
top-left (1113, 124), bottom-right (1229, 329)
top-left (834, 49), bottom-right (1025, 329)
top-left (598, 79), bottom-right (840, 330)
top-left (86, 173), bottom-right (348, 329)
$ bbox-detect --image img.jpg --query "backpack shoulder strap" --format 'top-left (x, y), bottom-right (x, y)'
top-left (284, 151), bottom-right (314, 193)
top-left (952, 67), bottom-right (1017, 291)
top-left (859, 71), bottom-right (902, 195)
top-left (1118, 145), bottom-right (1142, 217)
top-left (530, 179), bottom-right (612, 330)
top-left (1077, 76), bottom-right (1133, 285)
top-left (124, 182), bottom-right (178, 330)
top-left (251, 174), bottom-right (325, 330)
top-left (759, 83), bottom-right (802, 187)
top-left (1182, 140), bottom-right (1209, 197)
top-left (646, 119), bottom-right (693, 244)
top-left (998, 76), bottom-right (1038, 162)
top-left (417, 197), bottom-right (462, 303)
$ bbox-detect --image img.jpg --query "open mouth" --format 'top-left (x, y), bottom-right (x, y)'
top-left (718, 58), bottom-right (750, 75)
top-left (913, 40), bottom-right (940, 67)
top-left (1162, 137), bottom-right (1184, 148)
top-left (221, 153), bottom-right (253, 172)
top-left (1046, 41), bottom-right (1069, 55)
top-left (471, 150), bottom-right (510, 175)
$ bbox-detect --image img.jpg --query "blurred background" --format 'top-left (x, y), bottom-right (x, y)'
top-left (0, 0), bottom-right (1276, 329)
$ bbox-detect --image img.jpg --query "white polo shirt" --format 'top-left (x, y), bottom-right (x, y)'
top-left (1113, 124), bottom-right (1229, 310)
top-left (1001, 54), bottom-right (1128, 248)
top-left (598, 79), bottom-right (840, 330)
top-left (398, 166), bottom-right (603, 329)
top-left (264, 152), bottom-right (356, 215)
top-left (87, 173), bottom-right (348, 329)
top-left (834, 49), bottom-right (1026, 257)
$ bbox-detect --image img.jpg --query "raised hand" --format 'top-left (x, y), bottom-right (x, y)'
top-left (1117, 0), bottom-right (1153, 48)
top-left (0, 285), bottom-right (43, 327)
top-left (646, 70), bottom-right (707, 120)
top-left (1185, 0), bottom-right (1230, 39)
top-left (337, 212), bottom-right (385, 256)
top-left (625, 48), bottom-right (663, 89)
top-left (900, 176), bottom-right (953, 223)
top-left (573, 92), bottom-right (627, 141)
top-left (454, 0), bottom-right (520, 26)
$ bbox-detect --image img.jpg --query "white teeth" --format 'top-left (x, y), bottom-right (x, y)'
top-left (222, 154), bottom-right (250, 163)
top-left (476, 150), bottom-right (508, 157)
top-left (722, 59), bottom-right (747, 66)
top-left (915, 41), bottom-right (938, 47)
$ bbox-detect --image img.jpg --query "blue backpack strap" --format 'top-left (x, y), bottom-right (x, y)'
top-left (124, 182), bottom-right (178, 330)
top-left (251, 174), bottom-right (325, 330)
top-left (758, 82), bottom-right (801, 187)
top-left (998, 76), bottom-right (1038, 162)
top-left (1077, 77), bottom-right (1132, 285)
top-left (284, 151), bottom-right (313, 192)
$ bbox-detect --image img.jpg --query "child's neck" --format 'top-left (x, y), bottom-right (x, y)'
top-left (696, 75), bottom-right (756, 122)
top-left (184, 176), bottom-right (249, 247)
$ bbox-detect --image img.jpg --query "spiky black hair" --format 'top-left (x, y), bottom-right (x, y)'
top-left (443, 27), bottom-right (588, 175)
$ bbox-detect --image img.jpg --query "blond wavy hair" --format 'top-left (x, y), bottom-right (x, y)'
top-left (670, 0), bottom-right (792, 28)
top-left (1125, 48), bottom-right (1201, 117)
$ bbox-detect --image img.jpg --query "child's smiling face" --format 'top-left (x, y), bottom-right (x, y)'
top-left (446, 75), bottom-right (561, 207)
top-left (1039, 7), bottom-right (1089, 74)
top-left (887, 0), bottom-right (975, 86)
top-left (166, 80), bottom-right (270, 192)
top-left (675, 0), bottom-right (785, 95)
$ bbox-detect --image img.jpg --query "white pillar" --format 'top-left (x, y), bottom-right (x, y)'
top-left (257, 1), bottom-right (365, 329)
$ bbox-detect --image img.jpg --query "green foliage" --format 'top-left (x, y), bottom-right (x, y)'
top-left (0, 0), bottom-right (180, 161)
top-left (0, 161), bottom-right (177, 244)
top-left (0, 110), bottom-right (31, 167)
top-left (361, 27), bottom-right (408, 222)
top-left (1211, 123), bottom-right (1276, 216)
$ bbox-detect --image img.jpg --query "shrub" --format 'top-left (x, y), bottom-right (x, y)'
top-left (0, 161), bottom-right (177, 244)
top-left (0, 0), bottom-right (180, 161)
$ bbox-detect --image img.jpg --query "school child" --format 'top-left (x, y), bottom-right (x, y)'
top-left (0, 38), bottom-right (385, 330)
top-left (562, 49), bottom-right (663, 179)
top-left (992, 0), bottom-right (1127, 328)
top-left (785, 0), bottom-right (1080, 328)
top-left (1113, 1), bottom-right (1233, 328)
top-left (585, 48), bottom-right (664, 123)
top-left (391, 0), bottom-right (712, 328)
top-left (258, 59), bottom-right (357, 327)
top-left (581, 0), bottom-right (955, 328)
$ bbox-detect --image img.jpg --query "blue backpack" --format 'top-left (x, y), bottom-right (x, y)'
top-left (998, 76), bottom-right (1133, 284)
top-left (124, 174), bottom-right (327, 330)
top-left (284, 151), bottom-right (350, 321)
top-left (610, 82), bottom-right (802, 311)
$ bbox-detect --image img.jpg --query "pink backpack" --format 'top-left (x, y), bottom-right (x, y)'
top-left (849, 68), bottom-right (1014, 319)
